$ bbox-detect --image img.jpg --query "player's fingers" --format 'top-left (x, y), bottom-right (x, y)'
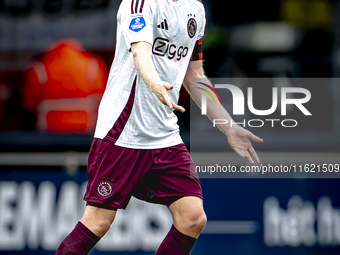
top-left (249, 147), bottom-right (260, 164)
top-left (234, 148), bottom-right (246, 158)
top-left (171, 101), bottom-right (186, 113)
top-left (162, 94), bottom-right (173, 109)
top-left (163, 83), bottom-right (174, 91)
top-left (244, 151), bottom-right (254, 164)
top-left (250, 133), bottom-right (264, 143)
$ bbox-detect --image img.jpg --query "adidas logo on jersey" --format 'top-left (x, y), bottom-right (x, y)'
top-left (157, 19), bottom-right (168, 30)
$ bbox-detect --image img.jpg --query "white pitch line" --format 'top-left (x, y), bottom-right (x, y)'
top-left (202, 221), bottom-right (259, 234)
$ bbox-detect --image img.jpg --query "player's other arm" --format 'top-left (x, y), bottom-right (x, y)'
top-left (183, 60), bottom-right (264, 164)
top-left (131, 42), bottom-right (185, 113)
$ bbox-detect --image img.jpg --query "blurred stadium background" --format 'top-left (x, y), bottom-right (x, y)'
top-left (0, 0), bottom-right (340, 254)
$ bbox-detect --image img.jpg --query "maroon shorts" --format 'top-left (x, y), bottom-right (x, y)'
top-left (84, 138), bottom-right (202, 210)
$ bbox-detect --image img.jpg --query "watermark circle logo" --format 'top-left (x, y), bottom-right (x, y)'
top-left (187, 18), bottom-right (197, 38)
top-left (97, 180), bottom-right (113, 197)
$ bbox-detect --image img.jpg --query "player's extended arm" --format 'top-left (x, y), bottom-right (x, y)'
top-left (183, 60), bottom-right (264, 164)
top-left (131, 42), bottom-right (185, 113)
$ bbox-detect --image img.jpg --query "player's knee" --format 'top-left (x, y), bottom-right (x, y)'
top-left (95, 218), bottom-right (112, 236)
top-left (180, 210), bottom-right (207, 234)
top-left (192, 211), bottom-right (207, 233)
top-left (81, 205), bottom-right (117, 237)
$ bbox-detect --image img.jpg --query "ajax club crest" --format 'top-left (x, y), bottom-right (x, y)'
top-left (97, 180), bottom-right (113, 197)
top-left (187, 18), bottom-right (197, 38)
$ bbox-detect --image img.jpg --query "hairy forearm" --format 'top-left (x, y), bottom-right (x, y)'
top-left (131, 43), bottom-right (160, 91)
top-left (131, 42), bottom-right (184, 112)
top-left (184, 75), bottom-right (236, 135)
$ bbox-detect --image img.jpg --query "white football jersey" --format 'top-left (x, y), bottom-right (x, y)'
top-left (94, 0), bottom-right (206, 149)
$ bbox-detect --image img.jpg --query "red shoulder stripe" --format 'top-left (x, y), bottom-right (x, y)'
top-left (131, 0), bottom-right (135, 14)
top-left (139, 0), bottom-right (145, 13)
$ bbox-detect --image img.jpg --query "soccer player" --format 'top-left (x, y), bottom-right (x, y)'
top-left (56, 0), bottom-right (263, 254)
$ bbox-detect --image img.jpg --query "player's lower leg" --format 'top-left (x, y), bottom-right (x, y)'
top-left (56, 221), bottom-right (100, 255)
top-left (56, 205), bottom-right (116, 255)
top-left (156, 196), bottom-right (207, 255)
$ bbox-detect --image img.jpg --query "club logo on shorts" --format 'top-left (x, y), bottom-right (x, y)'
top-left (187, 18), bottom-right (197, 38)
top-left (97, 180), bottom-right (113, 197)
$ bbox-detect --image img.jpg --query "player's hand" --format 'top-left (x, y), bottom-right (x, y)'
top-left (225, 126), bottom-right (263, 164)
top-left (150, 81), bottom-right (185, 113)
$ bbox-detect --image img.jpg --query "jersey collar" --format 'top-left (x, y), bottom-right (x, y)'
top-left (171, 0), bottom-right (185, 7)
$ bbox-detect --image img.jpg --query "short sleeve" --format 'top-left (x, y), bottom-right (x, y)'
top-left (120, 0), bottom-right (155, 51)
top-left (197, 7), bottom-right (206, 39)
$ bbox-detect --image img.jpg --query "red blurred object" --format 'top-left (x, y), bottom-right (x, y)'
top-left (0, 81), bottom-right (11, 121)
top-left (23, 38), bottom-right (108, 133)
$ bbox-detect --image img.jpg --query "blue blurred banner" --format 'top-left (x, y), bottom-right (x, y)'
top-left (1, 171), bottom-right (340, 255)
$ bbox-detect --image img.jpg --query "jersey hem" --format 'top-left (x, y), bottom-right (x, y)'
top-left (84, 198), bottom-right (122, 210)
top-left (113, 137), bottom-right (184, 149)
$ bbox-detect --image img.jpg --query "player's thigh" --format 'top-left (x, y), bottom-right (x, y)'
top-left (80, 205), bottom-right (117, 238)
